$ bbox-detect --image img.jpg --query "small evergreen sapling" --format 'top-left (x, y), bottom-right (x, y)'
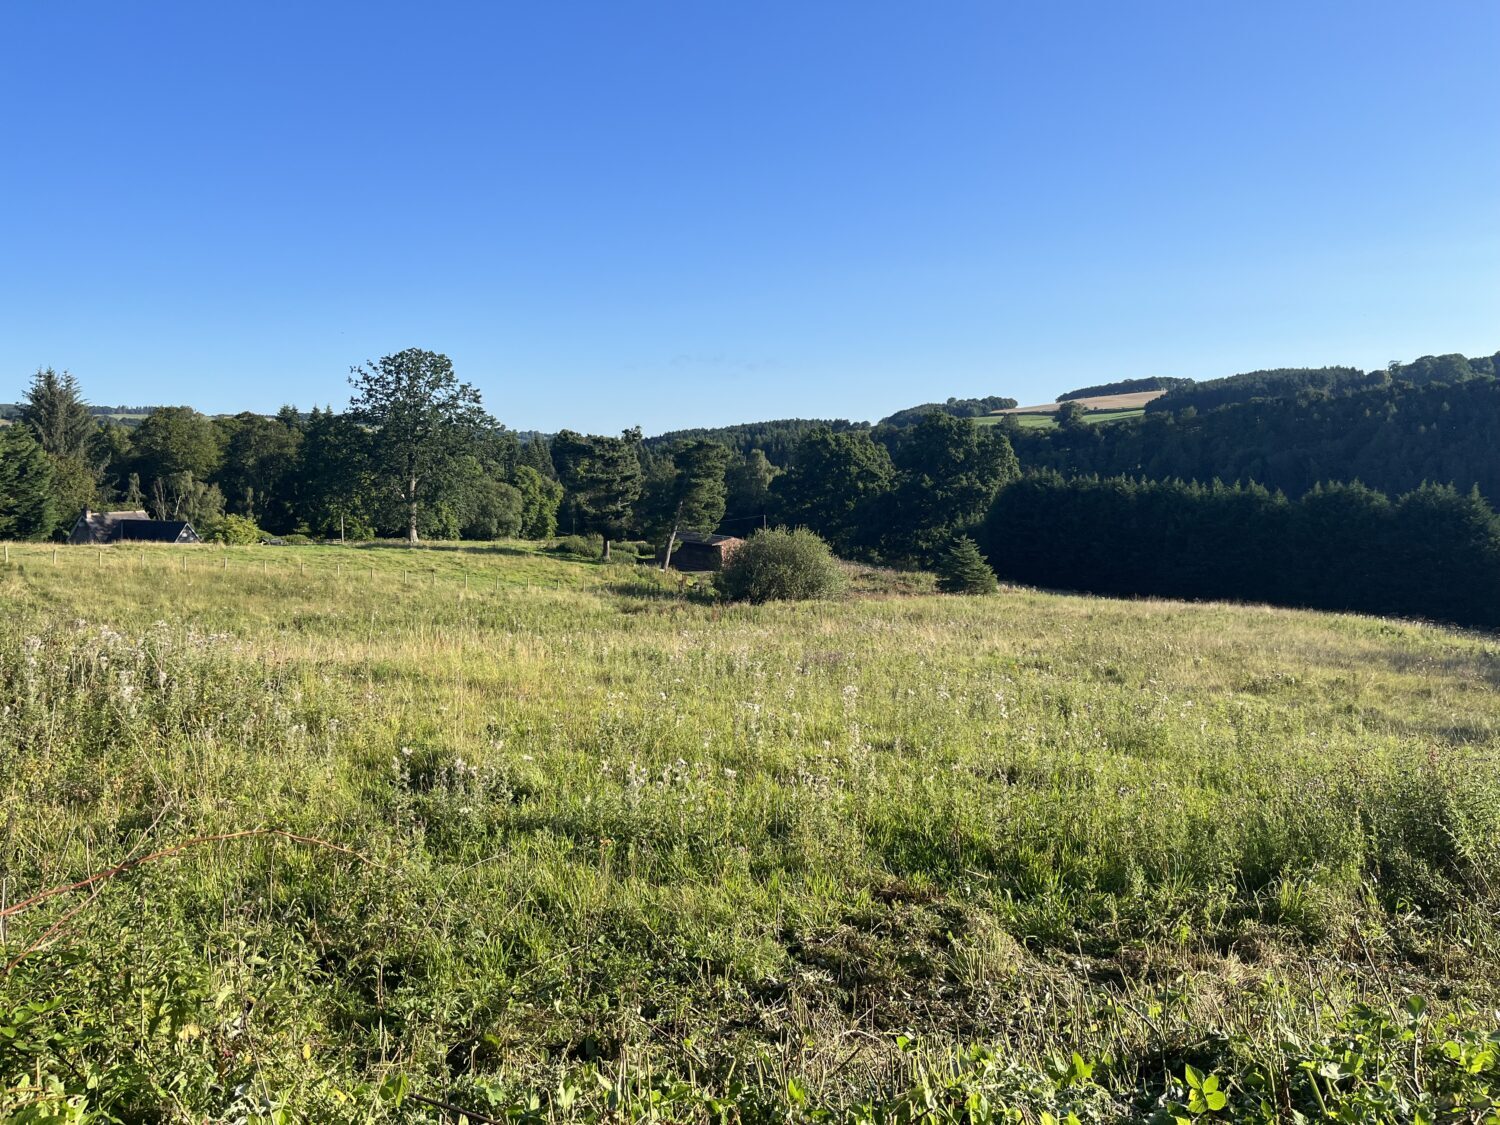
top-left (936, 535), bottom-right (998, 594)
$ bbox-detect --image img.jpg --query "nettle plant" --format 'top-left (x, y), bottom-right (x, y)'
top-left (1147, 998), bottom-right (1500, 1125)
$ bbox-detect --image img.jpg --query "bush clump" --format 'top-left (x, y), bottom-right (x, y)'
top-left (936, 535), bottom-right (998, 594)
top-left (716, 527), bottom-right (846, 603)
top-left (201, 513), bottom-right (264, 546)
top-left (550, 534), bottom-right (603, 558)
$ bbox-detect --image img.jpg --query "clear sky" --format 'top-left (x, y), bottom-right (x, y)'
top-left (3, 1), bottom-right (1496, 433)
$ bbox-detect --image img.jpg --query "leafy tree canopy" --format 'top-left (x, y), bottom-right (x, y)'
top-left (347, 348), bottom-right (491, 544)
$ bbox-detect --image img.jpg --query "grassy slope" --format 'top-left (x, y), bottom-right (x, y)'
top-left (977, 408), bottom-right (1146, 429)
top-left (1, 541), bottom-right (1498, 1120)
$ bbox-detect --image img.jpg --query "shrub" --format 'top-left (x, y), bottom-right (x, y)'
top-left (202, 513), bottom-right (264, 545)
top-left (716, 527), bottom-right (845, 603)
top-left (936, 536), bottom-right (998, 594)
top-left (550, 534), bottom-right (602, 558)
top-left (460, 478), bottom-right (523, 540)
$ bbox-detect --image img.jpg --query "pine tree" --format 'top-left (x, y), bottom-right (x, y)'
top-left (652, 440), bottom-right (730, 569)
top-left (0, 425), bottom-right (58, 539)
top-left (21, 368), bottom-right (95, 458)
top-left (553, 429), bottom-right (642, 559)
top-left (520, 436), bottom-right (556, 479)
top-left (936, 535), bottom-right (998, 594)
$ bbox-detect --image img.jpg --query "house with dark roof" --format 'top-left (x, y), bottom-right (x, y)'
top-left (655, 532), bottom-right (743, 571)
top-left (69, 509), bottom-right (202, 545)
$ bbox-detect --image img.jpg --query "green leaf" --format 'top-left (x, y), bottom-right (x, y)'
top-left (377, 1073), bottom-right (408, 1106)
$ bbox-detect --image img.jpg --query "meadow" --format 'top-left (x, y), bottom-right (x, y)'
top-left (976, 410), bottom-right (1146, 430)
top-left (1, 541), bottom-right (1498, 1122)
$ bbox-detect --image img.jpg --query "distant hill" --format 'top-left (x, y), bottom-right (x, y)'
top-left (1147, 354), bottom-right (1499, 414)
top-left (877, 396), bottom-right (1017, 428)
top-left (1057, 376), bottom-right (1191, 402)
top-left (643, 418), bottom-right (865, 463)
top-left (1012, 363), bottom-right (1500, 502)
top-left (983, 390), bottom-right (1166, 429)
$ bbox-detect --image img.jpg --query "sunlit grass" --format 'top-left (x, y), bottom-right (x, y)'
top-left (1, 540), bottom-right (1497, 1120)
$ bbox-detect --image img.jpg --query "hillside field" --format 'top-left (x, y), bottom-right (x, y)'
top-left (975, 391), bottom-right (1164, 430)
top-left (2, 541), bottom-right (1498, 1122)
top-left (993, 391), bottom-right (1167, 414)
top-left (977, 409), bottom-right (1146, 430)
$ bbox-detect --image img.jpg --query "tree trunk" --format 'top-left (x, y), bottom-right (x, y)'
top-left (602, 537), bottom-right (611, 561)
top-left (662, 501), bottom-right (684, 571)
top-left (407, 478), bottom-right (419, 544)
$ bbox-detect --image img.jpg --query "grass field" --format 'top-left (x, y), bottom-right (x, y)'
top-left (2, 541), bottom-right (1498, 1122)
top-left (977, 408), bottom-right (1146, 430)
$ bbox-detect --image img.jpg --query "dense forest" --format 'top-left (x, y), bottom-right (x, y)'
top-left (1144, 353), bottom-right (1497, 414)
top-left (1011, 358), bottom-right (1500, 502)
top-left (876, 395), bottom-right (1018, 427)
top-left (5, 347), bottom-right (1500, 629)
top-left (982, 474), bottom-right (1500, 629)
top-left (640, 418), bottom-right (863, 463)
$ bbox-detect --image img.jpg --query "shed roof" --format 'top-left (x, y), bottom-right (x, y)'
top-left (116, 519), bottom-right (196, 543)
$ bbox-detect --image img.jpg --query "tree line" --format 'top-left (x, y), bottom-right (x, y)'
top-left (0, 352), bottom-right (1030, 566)
top-left (1056, 376), bottom-right (1190, 401)
top-left (0, 353), bottom-right (1027, 574)
top-left (980, 474), bottom-right (1500, 630)
top-left (1143, 353), bottom-right (1498, 415)
top-left (1011, 363), bottom-right (1500, 504)
top-left (7, 346), bottom-right (1500, 630)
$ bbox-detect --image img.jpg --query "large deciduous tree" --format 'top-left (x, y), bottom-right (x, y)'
top-left (772, 426), bottom-right (893, 556)
top-left (215, 411), bottom-right (302, 529)
top-left (132, 407), bottom-right (224, 483)
top-left (514, 465), bottom-right (563, 539)
top-left (347, 349), bottom-right (490, 544)
top-left (880, 412), bottom-right (1019, 563)
top-left (297, 407), bottom-right (374, 540)
top-left (724, 448), bottom-right (778, 521)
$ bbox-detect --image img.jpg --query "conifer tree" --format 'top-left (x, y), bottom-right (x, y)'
top-left (21, 367), bottom-right (95, 458)
top-left (0, 425), bottom-right (58, 539)
top-left (936, 535), bottom-right (998, 594)
top-left (554, 429), bottom-right (642, 559)
top-left (520, 436), bottom-right (556, 479)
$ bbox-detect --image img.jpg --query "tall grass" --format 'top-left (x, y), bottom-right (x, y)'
top-left (1, 542), bottom-right (1497, 1121)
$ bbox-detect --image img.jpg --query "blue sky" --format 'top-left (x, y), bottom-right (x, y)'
top-left (3, 1), bottom-right (1496, 433)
